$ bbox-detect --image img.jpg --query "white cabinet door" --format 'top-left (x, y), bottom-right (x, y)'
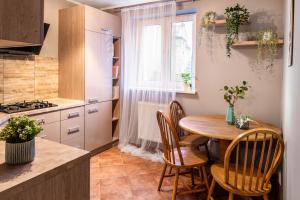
top-left (85, 30), bottom-right (113, 104)
top-left (38, 121), bottom-right (61, 143)
top-left (85, 101), bottom-right (112, 151)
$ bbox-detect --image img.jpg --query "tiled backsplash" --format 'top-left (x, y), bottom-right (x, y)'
top-left (0, 55), bottom-right (58, 104)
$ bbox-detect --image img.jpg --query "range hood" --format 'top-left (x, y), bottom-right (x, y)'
top-left (0, 23), bottom-right (50, 55)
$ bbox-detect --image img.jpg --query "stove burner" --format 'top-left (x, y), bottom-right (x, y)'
top-left (0, 100), bottom-right (58, 114)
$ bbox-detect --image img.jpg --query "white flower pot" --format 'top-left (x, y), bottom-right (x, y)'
top-left (183, 83), bottom-right (192, 92)
top-left (5, 138), bottom-right (35, 164)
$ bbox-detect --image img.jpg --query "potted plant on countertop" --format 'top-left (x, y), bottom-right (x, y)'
top-left (221, 81), bottom-right (251, 125)
top-left (0, 116), bottom-right (42, 164)
top-left (225, 4), bottom-right (250, 57)
top-left (181, 72), bottom-right (192, 91)
top-left (257, 29), bottom-right (279, 68)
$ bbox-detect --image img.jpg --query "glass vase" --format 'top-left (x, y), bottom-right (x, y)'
top-left (226, 105), bottom-right (235, 125)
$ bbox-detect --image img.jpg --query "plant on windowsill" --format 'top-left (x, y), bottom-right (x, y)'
top-left (181, 72), bottom-right (192, 92)
top-left (0, 116), bottom-right (43, 164)
top-left (225, 4), bottom-right (250, 57)
top-left (221, 81), bottom-right (251, 125)
top-left (257, 29), bottom-right (279, 69)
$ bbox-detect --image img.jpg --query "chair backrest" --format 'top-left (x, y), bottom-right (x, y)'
top-left (169, 100), bottom-right (186, 137)
top-left (224, 128), bottom-right (284, 193)
top-left (156, 110), bottom-right (184, 166)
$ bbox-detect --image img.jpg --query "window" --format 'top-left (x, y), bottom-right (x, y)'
top-left (172, 14), bottom-right (196, 92)
top-left (138, 14), bottom-right (196, 92)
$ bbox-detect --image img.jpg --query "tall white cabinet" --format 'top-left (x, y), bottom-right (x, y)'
top-left (59, 5), bottom-right (121, 151)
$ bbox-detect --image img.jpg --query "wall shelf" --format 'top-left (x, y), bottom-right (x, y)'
top-left (232, 39), bottom-right (284, 47)
top-left (112, 117), bottom-right (119, 122)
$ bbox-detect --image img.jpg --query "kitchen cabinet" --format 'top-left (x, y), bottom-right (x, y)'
top-left (85, 6), bottom-right (121, 37)
top-left (0, 0), bottom-right (44, 47)
top-left (85, 101), bottom-right (112, 151)
top-left (31, 111), bottom-right (61, 143)
top-left (61, 107), bottom-right (85, 149)
top-left (59, 5), bottom-right (120, 101)
top-left (59, 5), bottom-right (118, 151)
top-left (85, 30), bottom-right (113, 104)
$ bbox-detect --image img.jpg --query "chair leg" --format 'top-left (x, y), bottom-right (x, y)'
top-left (168, 166), bottom-right (173, 175)
top-left (201, 166), bottom-right (209, 190)
top-left (172, 168), bottom-right (179, 200)
top-left (158, 163), bottom-right (167, 191)
top-left (228, 192), bottom-right (234, 200)
top-left (263, 194), bottom-right (269, 200)
top-left (191, 168), bottom-right (195, 186)
top-left (207, 178), bottom-right (216, 200)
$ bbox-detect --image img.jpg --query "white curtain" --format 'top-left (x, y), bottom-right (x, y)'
top-left (119, 1), bottom-right (177, 162)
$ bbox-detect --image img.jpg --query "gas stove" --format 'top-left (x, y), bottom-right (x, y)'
top-left (0, 100), bottom-right (58, 114)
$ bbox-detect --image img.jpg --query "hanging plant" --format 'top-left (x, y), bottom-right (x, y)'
top-left (225, 4), bottom-right (250, 57)
top-left (257, 29), bottom-right (279, 68)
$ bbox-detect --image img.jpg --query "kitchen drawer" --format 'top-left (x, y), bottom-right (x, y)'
top-left (61, 116), bottom-right (84, 141)
top-left (61, 106), bottom-right (84, 121)
top-left (38, 121), bottom-right (61, 143)
top-left (61, 134), bottom-right (84, 150)
top-left (31, 111), bottom-right (61, 124)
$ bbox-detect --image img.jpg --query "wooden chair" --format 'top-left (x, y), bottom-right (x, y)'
top-left (207, 128), bottom-right (284, 200)
top-left (156, 110), bottom-right (209, 200)
top-left (169, 100), bottom-right (210, 157)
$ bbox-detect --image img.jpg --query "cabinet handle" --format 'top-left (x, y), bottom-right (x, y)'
top-left (88, 98), bottom-right (99, 104)
top-left (68, 112), bottom-right (80, 119)
top-left (88, 109), bottom-right (99, 114)
top-left (68, 127), bottom-right (80, 135)
top-left (37, 118), bottom-right (45, 125)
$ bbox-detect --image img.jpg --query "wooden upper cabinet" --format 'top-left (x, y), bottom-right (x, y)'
top-left (59, 5), bottom-right (120, 100)
top-left (0, 0), bottom-right (44, 47)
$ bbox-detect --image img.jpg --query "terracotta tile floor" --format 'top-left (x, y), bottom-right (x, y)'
top-left (90, 147), bottom-right (227, 200)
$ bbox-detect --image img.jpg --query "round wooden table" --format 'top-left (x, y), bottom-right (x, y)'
top-left (179, 115), bottom-right (281, 161)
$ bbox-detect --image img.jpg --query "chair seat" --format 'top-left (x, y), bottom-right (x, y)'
top-left (211, 164), bottom-right (271, 196)
top-left (167, 147), bottom-right (208, 167)
top-left (179, 133), bottom-right (209, 147)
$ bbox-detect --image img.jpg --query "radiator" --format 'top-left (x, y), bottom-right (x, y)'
top-left (137, 102), bottom-right (168, 143)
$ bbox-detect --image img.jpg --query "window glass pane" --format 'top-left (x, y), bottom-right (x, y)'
top-left (139, 25), bottom-right (162, 82)
top-left (172, 20), bottom-right (193, 83)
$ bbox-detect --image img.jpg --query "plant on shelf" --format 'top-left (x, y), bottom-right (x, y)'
top-left (202, 11), bottom-right (217, 28)
top-left (225, 4), bottom-right (250, 57)
top-left (181, 72), bottom-right (192, 91)
top-left (257, 29), bottom-right (279, 68)
top-left (221, 81), bottom-right (251, 125)
top-left (0, 116), bottom-right (42, 164)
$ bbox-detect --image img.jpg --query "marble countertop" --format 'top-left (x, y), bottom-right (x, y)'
top-left (0, 138), bottom-right (90, 195)
top-left (0, 98), bottom-right (85, 126)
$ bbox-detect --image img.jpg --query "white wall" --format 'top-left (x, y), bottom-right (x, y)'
top-left (40, 0), bottom-right (74, 58)
top-left (283, 0), bottom-right (300, 199)
top-left (177, 0), bottom-right (284, 126)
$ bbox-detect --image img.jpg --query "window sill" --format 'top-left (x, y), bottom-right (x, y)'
top-left (176, 90), bottom-right (197, 95)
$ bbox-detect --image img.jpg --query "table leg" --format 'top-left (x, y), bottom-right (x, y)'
top-left (219, 140), bottom-right (231, 162)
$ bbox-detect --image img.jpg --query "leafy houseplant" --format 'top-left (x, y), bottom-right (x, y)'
top-left (257, 29), bottom-right (279, 68)
top-left (236, 114), bottom-right (251, 130)
top-left (181, 72), bottom-right (192, 91)
top-left (225, 4), bottom-right (250, 57)
top-left (0, 116), bottom-right (42, 164)
top-left (221, 81), bottom-right (251, 125)
top-left (202, 11), bottom-right (217, 28)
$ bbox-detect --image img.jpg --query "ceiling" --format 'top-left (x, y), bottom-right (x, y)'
top-left (69, 0), bottom-right (161, 9)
